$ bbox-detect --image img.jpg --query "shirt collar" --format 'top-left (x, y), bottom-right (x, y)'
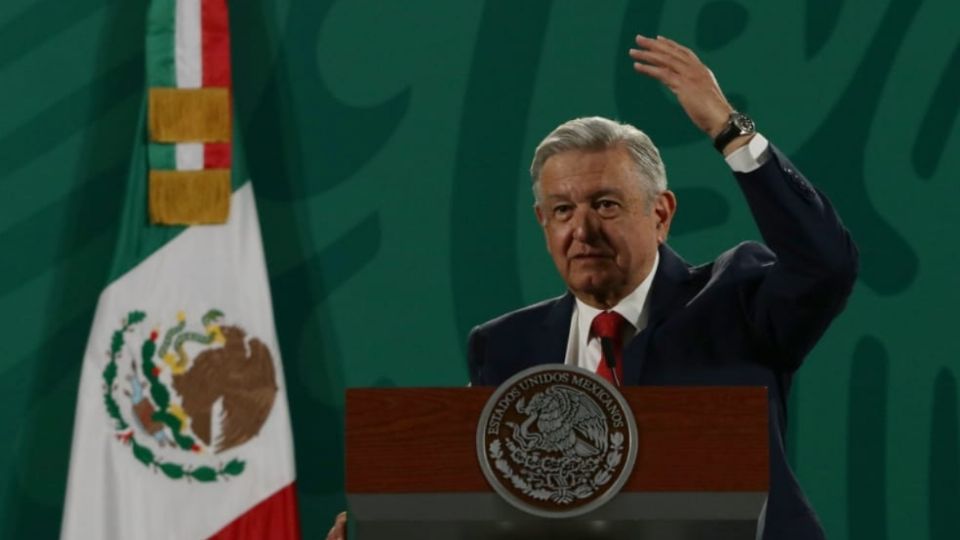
top-left (574, 251), bottom-right (660, 341)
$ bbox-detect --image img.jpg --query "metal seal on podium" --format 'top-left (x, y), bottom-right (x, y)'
top-left (476, 365), bottom-right (638, 518)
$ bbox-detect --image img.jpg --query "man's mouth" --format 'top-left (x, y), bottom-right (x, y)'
top-left (571, 252), bottom-right (613, 259)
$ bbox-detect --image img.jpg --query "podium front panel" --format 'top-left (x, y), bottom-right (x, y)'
top-left (346, 386), bottom-right (768, 538)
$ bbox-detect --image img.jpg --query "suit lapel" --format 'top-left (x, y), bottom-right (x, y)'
top-left (532, 293), bottom-right (574, 368)
top-left (622, 244), bottom-right (692, 383)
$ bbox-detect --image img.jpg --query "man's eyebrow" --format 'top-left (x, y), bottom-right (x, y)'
top-left (589, 188), bottom-right (624, 199)
top-left (542, 188), bottom-right (625, 202)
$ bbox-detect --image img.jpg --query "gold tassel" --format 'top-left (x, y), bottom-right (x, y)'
top-left (149, 169), bottom-right (231, 225)
top-left (148, 88), bottom-right (231, 143)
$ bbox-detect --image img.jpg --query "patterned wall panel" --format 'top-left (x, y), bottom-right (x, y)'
top-left (0, 1), bottom-right (957, 538)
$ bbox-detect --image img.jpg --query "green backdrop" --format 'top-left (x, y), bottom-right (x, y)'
top-left (1, 0), bottom-right (958, 538)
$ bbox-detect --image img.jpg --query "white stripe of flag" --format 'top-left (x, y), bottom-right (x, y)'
top-left (175, 0), bottom-right (202, 89)
top-left (175, 143), bottom-right (204, 170)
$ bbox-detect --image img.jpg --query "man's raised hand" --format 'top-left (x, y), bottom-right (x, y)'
top-left (629, 35), bottom-right (736, 140)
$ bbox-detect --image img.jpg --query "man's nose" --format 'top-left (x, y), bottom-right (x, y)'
top-left (571, 208), bottom-right (600, 242)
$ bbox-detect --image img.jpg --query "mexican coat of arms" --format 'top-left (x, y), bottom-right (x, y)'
top-left (101, 309), bottom-right (277, 482)
top-left (477, 365), bottom-right (638, 517)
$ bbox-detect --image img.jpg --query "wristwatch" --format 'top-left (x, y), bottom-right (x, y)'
top-left (713, 111), bottom-right (756, 152)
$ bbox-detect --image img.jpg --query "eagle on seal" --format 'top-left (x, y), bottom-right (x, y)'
top-left (509, 385), bottom-right (608, 457)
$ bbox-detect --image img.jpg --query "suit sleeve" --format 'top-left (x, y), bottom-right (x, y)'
top-left (734, 144), bottom-right (859, 371)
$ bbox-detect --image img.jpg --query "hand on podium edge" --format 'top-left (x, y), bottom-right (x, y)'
top-left (326, 511), bottom-right (348, 540)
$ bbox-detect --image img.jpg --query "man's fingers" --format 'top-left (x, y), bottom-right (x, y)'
top-left (628, 48), bottom-right (679, 70)
top-left (635, 34), bottom-right (691, 66)
top-left (632, 62), bottom-right (678, 90)
top-left (656, 35), bottom-right (700, 62)
top-left (326, 511), bottom-right (348, 540)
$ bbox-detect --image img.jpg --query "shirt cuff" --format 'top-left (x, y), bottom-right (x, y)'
top-left (725, 133), bottom-right (770, 173)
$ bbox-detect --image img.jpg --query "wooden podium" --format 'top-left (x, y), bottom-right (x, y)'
top-left (346, 387), bottom-right (768, 539)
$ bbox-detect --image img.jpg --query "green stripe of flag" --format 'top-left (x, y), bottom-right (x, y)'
top-left (146, 0), bottom-right (176, 87)
top-left (148, 143), bottom-right (176, 170)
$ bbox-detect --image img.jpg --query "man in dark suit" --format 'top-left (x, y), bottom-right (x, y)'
top-left (327, 34), bottom-right (857, 540)
top-left (466, 35), bottom-right (858, 539)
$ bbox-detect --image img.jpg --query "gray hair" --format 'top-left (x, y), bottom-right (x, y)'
top-left (530, 116), bottom-right (667, 203)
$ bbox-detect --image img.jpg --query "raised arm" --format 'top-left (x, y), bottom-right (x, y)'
top-left (630, 35), bottom-right (859, 369)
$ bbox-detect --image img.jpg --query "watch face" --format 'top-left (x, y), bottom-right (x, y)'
top-left (732, 112), bottom-right (756, 134)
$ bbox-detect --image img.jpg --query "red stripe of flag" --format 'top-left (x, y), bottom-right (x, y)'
top-left (204, 143), bottom-right (232, 168)
top-left (201, 0), bottom-right (230, 87)
top-left (208, 483), bottom-right (301, 540)
top-left (202, 0), bottom-right (232, 169)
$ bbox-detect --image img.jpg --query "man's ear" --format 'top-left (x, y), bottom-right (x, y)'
top-left (654, 190), bottom-right (677, 244)
top-left (533, 204), bottom-right (552, 250)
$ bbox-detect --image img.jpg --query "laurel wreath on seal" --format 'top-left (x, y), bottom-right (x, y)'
top-left (101, 310), bottom-right (245, 482)
top-left (488, 431), bottom-right (625, 504)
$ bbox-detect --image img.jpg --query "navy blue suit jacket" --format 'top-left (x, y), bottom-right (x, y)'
top-left (467, 146), bottom-right (858, 539)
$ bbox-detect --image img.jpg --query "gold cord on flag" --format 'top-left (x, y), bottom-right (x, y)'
top-left (148, 88), bottom-right (231, 143)
top-left (149, 169), bottom-right (231, 224)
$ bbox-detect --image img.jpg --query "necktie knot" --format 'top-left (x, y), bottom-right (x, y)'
top-left (591, 310), bottom-right (626, 341)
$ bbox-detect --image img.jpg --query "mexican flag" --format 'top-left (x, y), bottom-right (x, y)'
top-left (60, 1), bottom-right (300, 538)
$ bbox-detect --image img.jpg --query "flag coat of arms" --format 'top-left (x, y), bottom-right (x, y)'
top-left (61, 1), bottom-right (300, 538)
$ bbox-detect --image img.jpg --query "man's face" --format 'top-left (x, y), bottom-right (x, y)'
top-left (534, 145), bottom-right (676, 309)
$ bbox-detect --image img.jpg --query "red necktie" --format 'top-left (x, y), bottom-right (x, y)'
top-left (591, 311), bottom-right (626, 386)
